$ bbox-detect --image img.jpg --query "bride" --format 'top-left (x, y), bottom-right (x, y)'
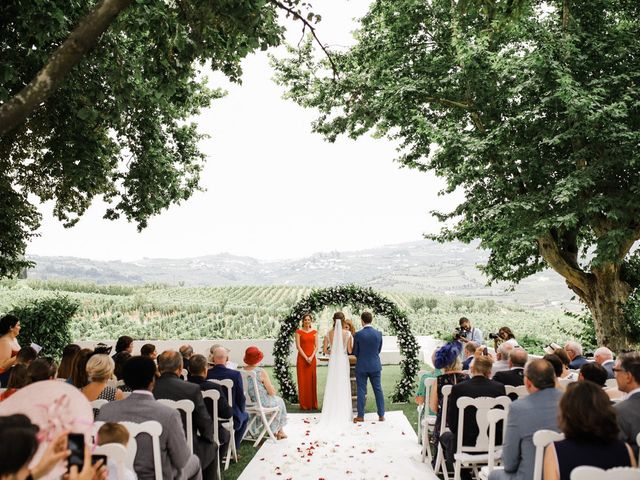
top-left (317, 312), bottom-right (353, 433)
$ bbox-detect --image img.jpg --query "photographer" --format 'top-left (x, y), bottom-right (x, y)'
top-left (455, 317), bottom-right (484, 345)
top-left (489, 327), bottom-right (519, 350)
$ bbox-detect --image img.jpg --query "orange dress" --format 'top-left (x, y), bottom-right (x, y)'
top-left (296, 329), bottom-right (318, 410)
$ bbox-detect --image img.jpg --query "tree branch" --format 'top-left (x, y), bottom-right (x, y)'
top-left (0, 0), bottom-right (133, 137)
top-left (269, 0), bottom-right (339, 79)
top-left (537, 231), bottom-right (593, 292)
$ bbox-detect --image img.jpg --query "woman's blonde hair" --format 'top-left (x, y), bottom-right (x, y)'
top-left (86, 354), bottom-right (115, 382)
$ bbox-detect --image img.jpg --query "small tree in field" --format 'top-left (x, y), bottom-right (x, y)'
top-left (274, 0), bottom-right (640, 350)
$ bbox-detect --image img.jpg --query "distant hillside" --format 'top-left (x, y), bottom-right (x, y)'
top-left (27, 240), bottom-right (578, 310)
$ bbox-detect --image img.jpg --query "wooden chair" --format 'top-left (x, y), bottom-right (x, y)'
top-left (209, 379), bottom-right (237, 470)
top-left (571, 466), bottom-right (640, 480)
top-left (156, 399), bottom-right (195, 454)
top-left (505, 385), bottom-right (528, 399)
top-left (419, 376), bottom-right (438, 463)
top-left (202, 389), bottom-right (222, 480)
top-left (239, 369), bottom-right (279, 446)
top-left (452, 395), bottom-right (511, 480)
top-left (532, 429), bottom-right (564, 480)
top-left (93, 443), bottom-right (128, 479)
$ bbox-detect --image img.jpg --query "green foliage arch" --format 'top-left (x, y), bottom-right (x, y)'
top-left (274, 285), bottom-right (420, 403)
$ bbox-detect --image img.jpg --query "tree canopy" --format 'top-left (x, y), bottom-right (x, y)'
top-left (0, 0), bottom-right (317, 277)
top-left (273, 0), bottom-right (640, 348)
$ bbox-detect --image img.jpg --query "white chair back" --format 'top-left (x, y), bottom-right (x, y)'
top-left (201, 389), bottom-right (221, 446)
top-left (532, 429), bottom-right (564, 480)
top-left (605, 378), bottom-right (618, 389)
top-left (570, 466), bottom-right (640, 479)
top-left (486, 409), bottom-right (508, 473)
top-left (432, 385), bottom-right (453, 476)
top-left (637, 432), bottom-right (640, 466)
top-left (120, 420), bottom-right (163, 480)
top-left (505, 385), bottom-right (528, 399)
top-left (91, 399), bottom-right (109, 411)
top-left (93, 443), bottom-right (127, 480)
top-left (210, 379), bottom-right (234, 407)
top-left (157, 399), bottom-right (195, 454)
top-left (558, 377), bottom-right (574, 388)
top-left (419, 376), bottom-right (438, 462)
top-left (456, 396), bottom-right (511, 453)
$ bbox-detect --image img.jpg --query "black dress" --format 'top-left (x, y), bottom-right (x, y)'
top-left (554, 438), bottom-right (631, 480)
top-left (432, 372), bottom-right (469, 443)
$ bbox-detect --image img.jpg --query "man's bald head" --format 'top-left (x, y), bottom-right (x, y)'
top-left (509, 348), bottom-right (528, 368)
top-left (212, 346), bottom-right (229, 364)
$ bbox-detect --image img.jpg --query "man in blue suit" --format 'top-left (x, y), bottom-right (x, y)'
top-left (352, 311), bottom-right (385, 422)
top-left (206, 346), bottom-right (249, 449)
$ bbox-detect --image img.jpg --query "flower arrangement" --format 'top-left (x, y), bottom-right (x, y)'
top-left (274, 284), bottom-right (420, 403)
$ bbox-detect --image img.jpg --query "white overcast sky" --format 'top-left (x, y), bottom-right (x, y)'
top-left (27, 1), bottom-right (463, 261)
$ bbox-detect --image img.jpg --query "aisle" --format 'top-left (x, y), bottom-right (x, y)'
top-left (237, 411), bottom-right (436, 480)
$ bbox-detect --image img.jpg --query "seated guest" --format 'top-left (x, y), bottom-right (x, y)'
top-left (180, 345), bottom-right (194, 373)
top-left (429, 342), bottom-right (469, 444)
top-left (97, 356), bottom-right (201, 480)
top-left (440, 355), bottom-right (505, 475)
top-left (207, 346), bottom-right (248, 449)
top-left (140, 343), bottom-right (157, 361)
top-left (57, 344), bottom-right (80, 380)
top-left (81, 354), bottom-right (124, 414)
top-left (613, 351), bottom-right (640, 453)
top-left (492, 343), bottom-right (514, 376)
top-left (209, 344), bottom-right (237, 370)
top-left (415, 351), bottom-right (442, 416)
top-left (543, 354), bottom-right (563, 379)
top-left (26, 357), bottom-right (57, 383)
top-left (0, 364), bottom-right (28, 400)
top-left (461, 341), bottom-right (478, 371)
top-left (493, 348), bottom-right (528, 387)
top-left (553, 348), bottom-right (578, 381)
top-left (489, 359), bottom-right (562, 480)
top-left (114, 351), bottom-right (132, 382)
top-left (594, 347), bottom-right (615, 379)
top-left (69, 348), bottom-right (94, 388)
top-left (579, 362), bottom-right (607, 386)
top-left (97, 423), bottom-right (137, 480)
top-left (154, 351), bottom-right (217, 480)
top-left (113, 335), bottom-right (134, 356)
top-left (188, 354), bottom-right (232, 456)
top-left (543, 381), bottom-right (636, 479)
top-left (0, 346), bottom-right (36, 388)
top-left (242, 346), bottom-right (288, 440)
top-left (564, 341), bottom-right (588, 369)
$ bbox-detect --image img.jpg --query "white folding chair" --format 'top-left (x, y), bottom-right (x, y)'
top-left (452, 396), bottom-right (511, 480)
top-left (636, 432), bottom-right (640, 466)
top-left (532, 429), bottom-right (564, 480)
top-left (419, 377), bottom-right (438, 463)
top-left (239, 369), bottom-right (279, 446)
top-left (416, 370), bottom-right (428, 444)
top-left (93, 443), bottom-right (128, 480)
top-left (571, 466), bottom-right (640, 480)
top-left (210, 379), bottom-right (237, 470)
top-left (120, 420), bottom-right (163, 480)
top-left (121, 391), bottom-right (131, 399)
top-left (431, 384), bottom-right (453, 479)
top-left (91, 399), bottom-right (109, 411)
top-left (156, 399), bottom-right (195, 454)
top-left (505, 385), bottom-right (528, 399)
top-left (478, 409), bottom-right (509, 480)
top-left (202, 389), bottom-right (222, 480)
top-left (605, 378), bottom-right (618, 389)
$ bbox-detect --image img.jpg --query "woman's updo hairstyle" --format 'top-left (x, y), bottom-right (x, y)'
top-left (0, 314), bottom-right (19, 335)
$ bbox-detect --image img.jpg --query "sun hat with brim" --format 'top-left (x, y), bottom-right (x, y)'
top-left (434, 341), bottom-right (463, 369)
top-left (244, 346), bottom-right (264, 366)
top-left (0, 380), bottom-right (93, 480)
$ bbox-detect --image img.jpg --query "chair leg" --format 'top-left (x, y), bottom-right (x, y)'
top-left (453, 459), bottom-right (462, 480)
top-left (224, 430), bottom-right (236, 470)
top-left (434, 444), bottom-right (443, 475)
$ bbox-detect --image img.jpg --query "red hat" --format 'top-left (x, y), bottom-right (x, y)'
top-left (244, 346), bottom-right (264, 366)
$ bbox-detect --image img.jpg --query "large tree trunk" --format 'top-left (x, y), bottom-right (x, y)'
top-left (538, 233), bottom-right (633, 352)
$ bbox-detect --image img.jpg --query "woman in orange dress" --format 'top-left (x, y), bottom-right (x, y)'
top-left (295, 314), bottom-right (318, 410)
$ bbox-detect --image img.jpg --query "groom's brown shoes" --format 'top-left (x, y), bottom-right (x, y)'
top-left (353, 417), bottom-right (364, 423)
top-left (378, 416), bottom-right (385, 422)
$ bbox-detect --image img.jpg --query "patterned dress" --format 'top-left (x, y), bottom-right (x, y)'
top-left (92, 385), bottom-right (118, 418)
top-left (432, 372), bottom-right (469, 443)
top-left (247, 367), bottom-right (287, 435)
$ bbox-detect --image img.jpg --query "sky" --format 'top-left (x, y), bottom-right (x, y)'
top-left (27, 1), bottom-right (463, 262)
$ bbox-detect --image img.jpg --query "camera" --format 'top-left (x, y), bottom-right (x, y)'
top-left (454, 326), bottom-right (469, 340)
top-left (488, 332), bottom-right (500, 340)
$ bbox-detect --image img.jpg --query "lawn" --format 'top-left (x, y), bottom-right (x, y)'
top-left (224, 364), bottom-right (422, 479)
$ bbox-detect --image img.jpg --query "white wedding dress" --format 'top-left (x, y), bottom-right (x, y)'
top-left (316, 319), bottom-right (352, 435)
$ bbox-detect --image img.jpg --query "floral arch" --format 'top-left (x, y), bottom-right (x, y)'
top-left (273, 284), bottom-right (420, 403)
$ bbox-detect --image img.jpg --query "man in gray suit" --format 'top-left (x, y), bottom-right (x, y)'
top-left (97, 356), bottom-right (201, 480)
top-left (614, 351), bottom-right (640, 454)
top-left (489, 359), bottom-right (562, 480)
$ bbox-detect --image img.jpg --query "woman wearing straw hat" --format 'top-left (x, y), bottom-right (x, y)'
top-left (243, 346), bottom-right (288, 440)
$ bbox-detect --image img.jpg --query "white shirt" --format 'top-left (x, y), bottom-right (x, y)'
top-left (624, 387), bottom-right (640, 399)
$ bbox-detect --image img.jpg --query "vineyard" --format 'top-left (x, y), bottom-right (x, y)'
top-left (0, 279), bottom-right (588, 353)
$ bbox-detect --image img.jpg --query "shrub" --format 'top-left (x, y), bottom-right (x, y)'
top-left (11, 296), bottom-right (79, 359)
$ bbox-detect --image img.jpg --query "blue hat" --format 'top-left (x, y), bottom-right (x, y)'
top-left (434, 341), bottom-right (462, 369)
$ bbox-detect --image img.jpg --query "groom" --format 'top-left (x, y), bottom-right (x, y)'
top-left (352, 311), bottom-right (385, 422)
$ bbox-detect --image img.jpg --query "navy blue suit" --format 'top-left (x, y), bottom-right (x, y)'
top-left (206, 365), bottom-right (249, 448)
top-left (352, 324), bottom-right (385, 418)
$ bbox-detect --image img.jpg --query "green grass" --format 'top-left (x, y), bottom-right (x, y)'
top-left (224, 364), bottom-right (421, 479)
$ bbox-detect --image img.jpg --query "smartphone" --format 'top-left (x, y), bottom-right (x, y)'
top-left (483, 347), bottom-right (488, 356)
top-left (67, 433), bottom-right (84, 471)
top-left (91, 454), bottom-right (107, 466)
